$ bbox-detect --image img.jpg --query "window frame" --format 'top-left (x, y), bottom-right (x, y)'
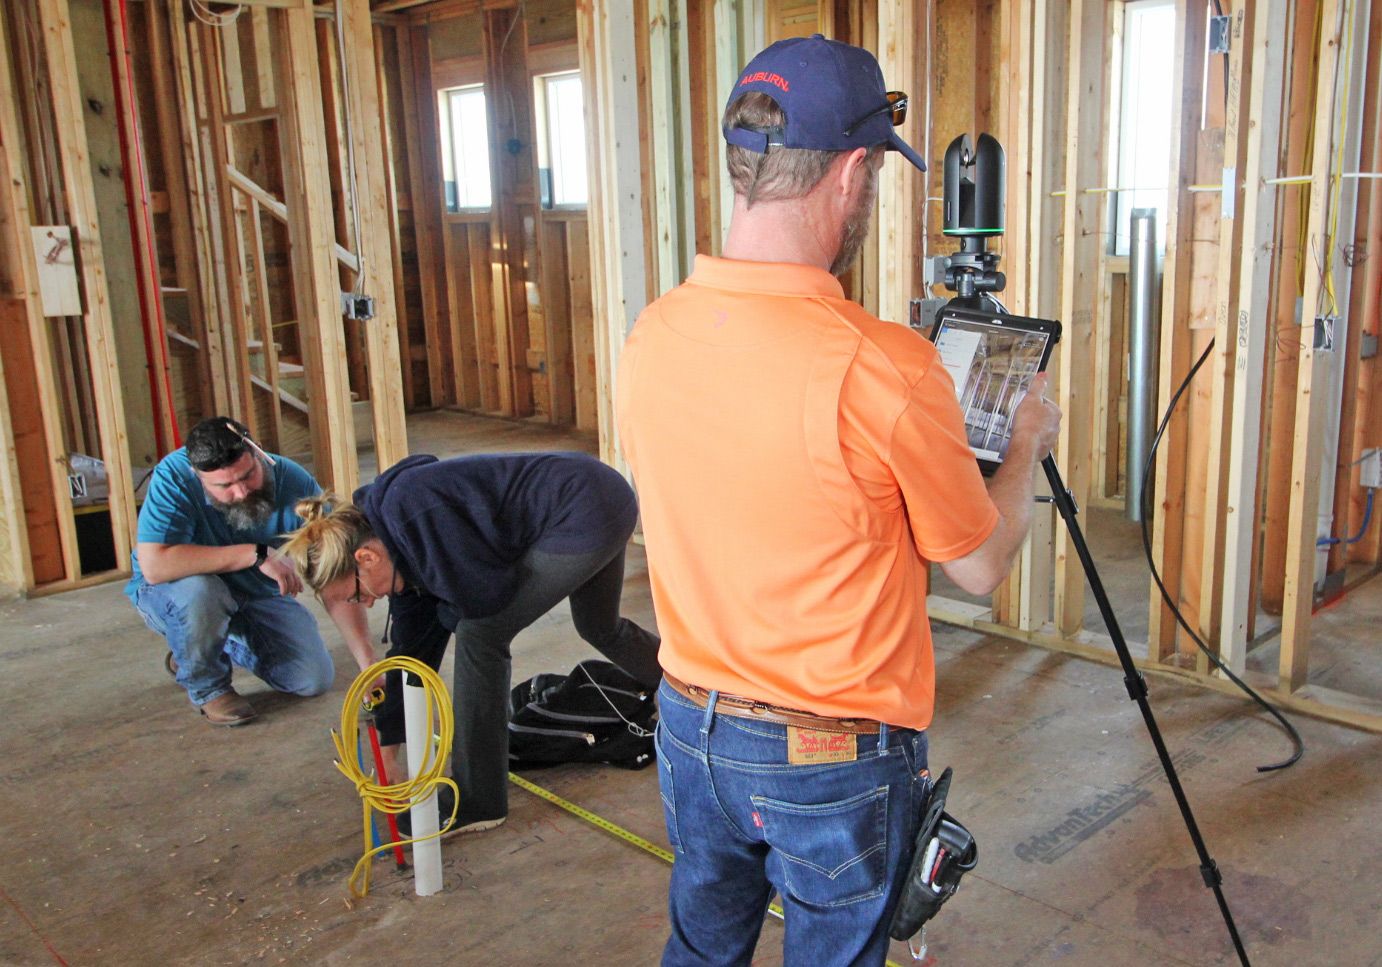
top-left (438, 82), bottom-right (493, 214)
top-left (533, 69), bottom-right (589, 211)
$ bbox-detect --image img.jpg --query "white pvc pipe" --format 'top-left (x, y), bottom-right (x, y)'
top-left (403, 678), bottom-right (443, 897)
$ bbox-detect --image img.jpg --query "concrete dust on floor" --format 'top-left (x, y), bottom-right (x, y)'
top-left (2, 412), bottom-right (1379, 966)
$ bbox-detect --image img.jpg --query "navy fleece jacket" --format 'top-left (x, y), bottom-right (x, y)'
top-left (352, 452), bottom-right (638, 619)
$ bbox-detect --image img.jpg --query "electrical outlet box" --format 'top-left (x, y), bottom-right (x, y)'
top-left (1208, 15), bottom-right (1232, 53)
top-left (1360, 448), bottom-right (1382, 489)
top-left (909, 297), bottom-right (947, 334)
top-left (1361, 331), bottom-right (1379, 360)
top-left (341, 293), bottom-right (376, 321)
top-left (1314, 315), bottom-right (1336, 351)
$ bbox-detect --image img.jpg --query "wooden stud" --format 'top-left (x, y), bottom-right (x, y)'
top-left (540, 218), bottom-right (577, 425)
top-left (1217, 0), bottom-right (1291, 672)
top-left (1260, 0), bottom-right (1321, 614)
top-left (1196, 2), bottom-right (1255, 653)
top-left (1280, 0), bottom-right (1349, 692)
top-left (711, 0), bottom-right (741, 251)
top-left (1052, 0), bottom-right (1109, 635)
top-left (374, 24), bottom-right (417, 411)
top-left (273, 2), bottom-right (358, 491)
top-left (577, 0), bottom-right (651, 467)
top-left (252, 6), bottom-right (276, 109)
top-left (456, 222), bottom-right (486, 408)
top-left (874, 0), bottom-right (919, 329)
top-left (686, 0), bottom-right (715, 258)
top-left (1146, 0), bottom-right (1209, 660)
top-left (567, 218), bottom-right (598, 430)
top-left (315, 13), bottom-right (369, 401)
top-left (339, 0), bottom-right (410, 469)
top-left (647, 0), bottom-right (682, 294)
top-left (1016, 0), bottom-right (1065, 634)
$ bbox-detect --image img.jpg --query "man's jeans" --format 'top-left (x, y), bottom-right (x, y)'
top-left (133, 574), bottom-right (334, 706)
top-left (655, 680), bottom-right (929, 967)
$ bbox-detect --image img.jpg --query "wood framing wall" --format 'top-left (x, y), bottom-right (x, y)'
top-left (3, 0), bottom-right (1380, 738)
top-left (0, 0), bottom-right (418, 596)
top-left (921, 0), bottom-right (1382, 733)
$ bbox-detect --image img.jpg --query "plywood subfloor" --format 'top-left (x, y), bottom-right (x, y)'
top-left (2, 412), bottom-right (1379, 966)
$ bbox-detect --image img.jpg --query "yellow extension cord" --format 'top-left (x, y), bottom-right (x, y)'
top-left (335, 665), bottom-right (905, 963)
top-left (332, 657), bottom-right (459, 899)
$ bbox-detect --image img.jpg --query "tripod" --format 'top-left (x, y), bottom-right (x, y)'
top-left (933, 129), bottom-right (1251, 965)
top-left (1040, 456), bottom-right (1250, 967)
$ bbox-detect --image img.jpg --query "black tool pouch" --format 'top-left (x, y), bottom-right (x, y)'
top-left (888, 766), bottom-right (978, 942)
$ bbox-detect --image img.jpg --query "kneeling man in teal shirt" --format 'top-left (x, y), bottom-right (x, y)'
top-left (127, 417), bottom-right (374, 725)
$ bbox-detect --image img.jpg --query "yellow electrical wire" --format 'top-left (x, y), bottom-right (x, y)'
top-left (331, 657), bottom-right (459, 899)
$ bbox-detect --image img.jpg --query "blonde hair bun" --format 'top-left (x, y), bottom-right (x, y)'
top-left (295, 492), bottom-right (336, 523)
top-left (280, 492), bottom-right (376, 593)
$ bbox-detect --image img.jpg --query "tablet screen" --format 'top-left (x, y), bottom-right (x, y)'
top-left (931, 308), bottom-right (1058, 471)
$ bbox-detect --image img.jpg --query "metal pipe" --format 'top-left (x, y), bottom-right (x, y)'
top-left (1126, 209), bottom-right (1160, 522)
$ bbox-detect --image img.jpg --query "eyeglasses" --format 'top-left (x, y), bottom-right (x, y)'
top-left (348, 566), bottom-right (364, 605)
top-left (843, 91), bottom-right (908, 138)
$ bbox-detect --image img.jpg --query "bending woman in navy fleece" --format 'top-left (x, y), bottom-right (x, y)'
top-left (281, 452), bottom-right (661, 831)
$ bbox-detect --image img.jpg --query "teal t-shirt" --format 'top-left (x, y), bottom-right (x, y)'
top-left (125, 448), bottom-right (320, 603)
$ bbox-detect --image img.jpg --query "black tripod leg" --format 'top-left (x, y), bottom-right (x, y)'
top-left (1040, 455), bottom-right (1251, 967)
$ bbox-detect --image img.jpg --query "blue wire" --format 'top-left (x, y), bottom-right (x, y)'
top-left (1318, 488), bottom-right (1376, 546)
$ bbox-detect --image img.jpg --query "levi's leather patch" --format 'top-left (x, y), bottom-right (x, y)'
top-left (787, 726), bottom-right (857, 764)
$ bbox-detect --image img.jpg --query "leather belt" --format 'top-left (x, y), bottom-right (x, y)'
top-left (662, 673), bottom-right (881, 735)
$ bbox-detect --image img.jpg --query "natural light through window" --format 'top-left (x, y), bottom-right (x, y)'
top-left (439, 85), bottom-right (491, 211)
top-left (1112, 0), bottom-right (1175, 254)
top-left (540, 72), bottom-right (588, 207)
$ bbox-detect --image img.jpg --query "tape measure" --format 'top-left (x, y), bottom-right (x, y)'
top-left (508, 772), bottom-right (674, 864)
top-left (506, 773), bottom-right (905, 967)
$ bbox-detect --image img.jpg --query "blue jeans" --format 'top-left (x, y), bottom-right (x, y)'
top-left (655, 680), bottom-right (930, 967)
top-left (133, 575), bottom-right (334, 706)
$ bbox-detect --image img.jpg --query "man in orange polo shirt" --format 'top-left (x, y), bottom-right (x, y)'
top-left (618, 34), bottom-right (1062, 967)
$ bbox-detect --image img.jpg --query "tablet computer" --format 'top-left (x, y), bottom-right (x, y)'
top-left (928, 304), bottom-right (1061, 476)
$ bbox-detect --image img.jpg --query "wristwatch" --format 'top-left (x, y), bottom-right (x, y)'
top-left (254, 543), bottom-right (269, 567)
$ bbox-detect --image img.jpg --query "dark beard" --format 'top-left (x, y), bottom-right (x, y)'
top-left (830, 166), bottom-right (878, 277)
top-left (211, 465), bottom-right (277, 531)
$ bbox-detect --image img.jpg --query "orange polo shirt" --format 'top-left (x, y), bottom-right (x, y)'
top-left (617, 256), bottom-right (998, 730)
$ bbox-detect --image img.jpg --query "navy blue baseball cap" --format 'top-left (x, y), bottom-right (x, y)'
top-left (723, 34), bottom-right (926, 172)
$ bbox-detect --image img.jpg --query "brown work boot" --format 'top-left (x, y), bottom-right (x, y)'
top-left (199, 690), bottom-right (257, 727)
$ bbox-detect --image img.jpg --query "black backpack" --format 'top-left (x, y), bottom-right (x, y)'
top-left (507, 660), bottom-right (657, 771)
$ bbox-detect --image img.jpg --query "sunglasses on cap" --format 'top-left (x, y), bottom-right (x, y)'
top-left (842, 91), bottom-right (908, 138)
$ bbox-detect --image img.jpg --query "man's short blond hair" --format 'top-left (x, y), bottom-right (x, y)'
top-left (724, 93), bottom-right (843, 207)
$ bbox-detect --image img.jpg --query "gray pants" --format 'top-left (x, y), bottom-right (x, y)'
top-left (377, 541), bottom-right (661, 825)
